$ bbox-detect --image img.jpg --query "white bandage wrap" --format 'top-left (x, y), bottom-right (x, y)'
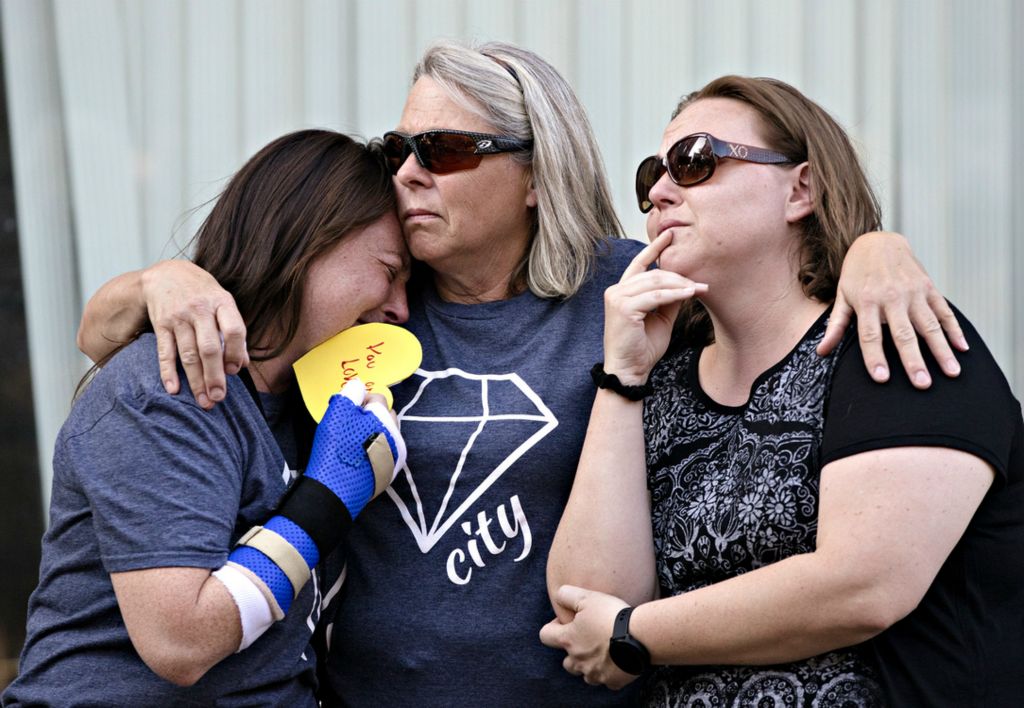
top-left (212, 564), bottom-right (275, 652)
top-left (338, 378), bottom-right (407, 479)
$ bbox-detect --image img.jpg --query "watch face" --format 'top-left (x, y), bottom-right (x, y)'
top-left (609, 638), bottom-right (648, 675)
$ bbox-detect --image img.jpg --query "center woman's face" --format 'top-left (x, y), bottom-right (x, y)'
top-left (392, 77), bottom-right (537, 281)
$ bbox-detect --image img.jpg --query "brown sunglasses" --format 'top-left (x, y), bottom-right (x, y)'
top-left (635, 132), bottom-right (794, 212)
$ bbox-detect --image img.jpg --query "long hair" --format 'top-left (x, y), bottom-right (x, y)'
top-left (190, 129), bottom-right (396, 360)
top-left (77, 130), bottom-right (395, 399)
top-left (413, 40), bottom-right (624, 299)
top-left (671, 76), bottom-right (882, 344)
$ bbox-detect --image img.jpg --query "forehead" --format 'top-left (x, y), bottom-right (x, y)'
top-left (397, 76), bottom-right (496, 134)
top-left (369, 212), bottom-right (408, 258)
top-left (660, 97), bottom-right (766, 154)
top-left (342, 212), bottom-right (407, 260)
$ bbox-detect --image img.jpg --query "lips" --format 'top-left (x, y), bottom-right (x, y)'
top-left (657, 220), bottom-right (691, 237)
top-left (402, 208), bottom-right (440, 222)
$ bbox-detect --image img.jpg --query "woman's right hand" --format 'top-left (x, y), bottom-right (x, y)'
top-left (602, 232), bottom-right (707, 384)
top-left (139, 260), bottom-right (247, 409)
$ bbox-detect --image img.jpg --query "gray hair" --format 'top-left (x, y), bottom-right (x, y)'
top-left (413, 40), bottom-right (624, 299)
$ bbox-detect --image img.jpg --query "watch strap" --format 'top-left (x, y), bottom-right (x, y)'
top-left (612, 605), bottom-right (634, 640)
top-left (608, 604), bottom-right (652, 675)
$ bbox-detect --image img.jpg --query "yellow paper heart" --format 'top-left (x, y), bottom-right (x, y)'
top-left (293, 323), bottom-right (423, 422)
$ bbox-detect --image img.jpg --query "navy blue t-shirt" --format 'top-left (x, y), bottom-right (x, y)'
top-left (4, 335), bottom-right (328, 707)
top-left (321, 237), bottom-right (644, 706)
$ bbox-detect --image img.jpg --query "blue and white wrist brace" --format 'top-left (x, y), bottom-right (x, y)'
top-left (214, 379), bottom-right (404, 648)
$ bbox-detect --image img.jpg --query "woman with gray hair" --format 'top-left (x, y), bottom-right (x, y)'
top-left (77, 40), bottom-right (964, 705)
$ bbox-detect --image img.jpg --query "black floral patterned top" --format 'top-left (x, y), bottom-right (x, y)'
top-left (641, 311), bottom-right (884, 707)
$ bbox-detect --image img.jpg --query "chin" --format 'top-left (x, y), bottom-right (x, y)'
top-left (656, 247), bottom-right (699, 278)
top-left (405, 229), bottom-right (436, 255)
top-left (408, 237), bottom-right (454, 271)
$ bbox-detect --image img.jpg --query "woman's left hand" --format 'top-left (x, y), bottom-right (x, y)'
top-left (818, 231), bottom-right (968, 389)
top-left (603, 231), bottom-right (708, 385)
top-left (539, 585), bottom-right (638, 690)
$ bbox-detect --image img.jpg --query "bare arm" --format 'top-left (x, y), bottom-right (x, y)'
top-left (546, 389), bottom-right (658, 623)
top-left (78, 260), bottom-right (248, 409)
top-left (547, 232), bottom-right (706, 621)
top-left (111, 567), bottom-right (241, 687)
top-left (541, 447), bottom-right (993, 685)
top-left (820, 231), bottom-right (967, 387)
top-left (77, 269), bottom-right (148, 362)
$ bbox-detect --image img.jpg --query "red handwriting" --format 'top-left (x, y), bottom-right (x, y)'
top-left (338, 341), bottom-right (386, 392)
top-left (365, 341), bottom-right (384, 369)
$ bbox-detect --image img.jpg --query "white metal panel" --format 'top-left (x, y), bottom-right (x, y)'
top-left (303, 0), bottom-right (357, 133)
top-left (1013, 0), bottom-right (1024, 392)
top-left (750, 0), bottom-right (803, 88)
top-left (2, 0), bottom-right (88, 513)
top-left (860, 0), bottom-right (896, 227)
top-left (241, 0), bottom-right (305, 157)
top-left (577, 0), bottom-right (627, 232)
top-left (897, 0), bottom-right (951, 288)
top-left (141, 0), bottom-right (188, 260)
top-left (464, 0), bottom-right (517, 44)
top-left (53, 0), bottom-right (146, 301)
top-left (123, 0), bottom-right (145, 159)
top-left (519, 0), bottom-right (575, 86)
top-left (623, 0), bottom-right (696, 240)
top-left (354, 0), bottom-right (415, 137)
top-left (694, 0), bottom-right (750, 85)
top-left (949, 0), bottom-right (1013, 374)
top-left (803, 0), bottom-right (858, 129)
top-left (413, 0), bottom-right (464, 53)
top-left (183, 0), bottom-right (243, 244)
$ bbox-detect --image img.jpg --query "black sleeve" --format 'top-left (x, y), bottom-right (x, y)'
top-left (822, 304), bottom-right (1023, 484)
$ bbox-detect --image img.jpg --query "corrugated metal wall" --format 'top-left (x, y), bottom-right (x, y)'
top-left (3, 0), bottom-right (1021, 511)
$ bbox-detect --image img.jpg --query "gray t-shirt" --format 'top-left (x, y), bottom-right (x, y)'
top-left (4, 334), bottom-right (324, 707)
top-left (322, 237), bottom-right (644, 706)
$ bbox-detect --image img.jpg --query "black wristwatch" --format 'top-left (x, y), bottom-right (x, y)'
top-left (590, 363), bottom-right (652, 401)
top-left (608, 606), bottom-right (651, 675)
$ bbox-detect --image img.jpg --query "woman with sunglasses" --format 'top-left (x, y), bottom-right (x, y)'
top-left (542, 76), bottom-right (1023, 707)
top-left (76, 43), bottom-right (965, 705)
top-left (4, 130), bottom-right (409, 706)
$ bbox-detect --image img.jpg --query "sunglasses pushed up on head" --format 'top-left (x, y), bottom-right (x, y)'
top-left (635, 132), bottom-right (795, 212)
top-left (382, 129), bottom-right (532, 176)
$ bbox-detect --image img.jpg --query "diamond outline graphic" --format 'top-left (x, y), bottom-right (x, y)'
top-left (387, 367), bottom-right (558, 553)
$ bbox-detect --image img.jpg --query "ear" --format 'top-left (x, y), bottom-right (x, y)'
top-left (525, 183), bottom-right (538, 209)
top-left (521, 168), bottom-right (538, 208)
top-left (784, 162), bottom-right (813, 224)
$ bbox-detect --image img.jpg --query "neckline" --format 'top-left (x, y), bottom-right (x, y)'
top-left (419, 277), bottom-right (546, 320)
top-left (684, 306), bottom-right (833, 413)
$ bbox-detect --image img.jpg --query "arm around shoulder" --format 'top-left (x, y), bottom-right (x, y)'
top-left (77, 269), bottom-right (148, 362)
top-left (78, 259), bottom-right (248, 408)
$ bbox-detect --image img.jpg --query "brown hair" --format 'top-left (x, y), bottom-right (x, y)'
top-left (75, 130), bottom-right (395, 399)
top-left (672, 76), bottom-right (882, 344)
top-left (190, 129), bottom-right (396, 360)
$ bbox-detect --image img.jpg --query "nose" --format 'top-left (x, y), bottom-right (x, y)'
top-left (647, 167), bottom-right (681, 211)
top-left (380, 283), bottom-right (409, 324)
top-left (394, 151), bottom-right (432, 188)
